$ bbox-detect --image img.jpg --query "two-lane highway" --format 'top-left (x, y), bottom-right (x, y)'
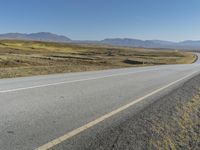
top-left (0, 54), bottom-right (200, 150)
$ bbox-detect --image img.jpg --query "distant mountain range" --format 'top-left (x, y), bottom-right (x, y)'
top-left (101, 38), bottom-right (200, 50)
top-left (0, 32), bottom-right (71, 43)
top-left (1, 32), bottom-right (200, 50)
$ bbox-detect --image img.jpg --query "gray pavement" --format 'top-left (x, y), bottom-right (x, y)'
top-left (0, 54), bottom-right (200, 150)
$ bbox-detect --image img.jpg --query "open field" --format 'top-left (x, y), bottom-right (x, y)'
top-left (0, 40), bottom-right (196, 78)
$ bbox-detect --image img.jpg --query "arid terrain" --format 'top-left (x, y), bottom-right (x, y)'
top-left (0, 40), bottom-right (196, 78)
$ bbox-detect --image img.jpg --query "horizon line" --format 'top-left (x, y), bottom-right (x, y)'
top-left (0, 32), bottom-right (200, 42)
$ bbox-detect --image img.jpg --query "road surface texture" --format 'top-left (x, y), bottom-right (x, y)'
top-left (0, 54), bottom-right (200, 150)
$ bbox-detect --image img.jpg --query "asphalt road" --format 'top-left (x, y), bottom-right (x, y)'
top-left (0, 54), bottom-right (200, 150)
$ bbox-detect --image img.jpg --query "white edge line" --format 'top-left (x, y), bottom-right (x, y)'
top-left (35, 71), bottom-right (198, 150)
top-left (0, 68), bottom-right (158, 93)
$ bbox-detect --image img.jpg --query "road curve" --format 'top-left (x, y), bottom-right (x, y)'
top-left (0, 53), bottom-right (200, 150)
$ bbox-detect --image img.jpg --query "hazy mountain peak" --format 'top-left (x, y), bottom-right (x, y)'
top-left (0, 32), bottom-right (71, 42)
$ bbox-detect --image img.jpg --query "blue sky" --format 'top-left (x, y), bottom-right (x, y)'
top-left (0, 0), bottom-right (200, 41)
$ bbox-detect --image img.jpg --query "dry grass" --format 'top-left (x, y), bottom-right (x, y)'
top-left (150, 90), bottom-right (200, 150)
top-left (0, 40), bottom-right (196, 78)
